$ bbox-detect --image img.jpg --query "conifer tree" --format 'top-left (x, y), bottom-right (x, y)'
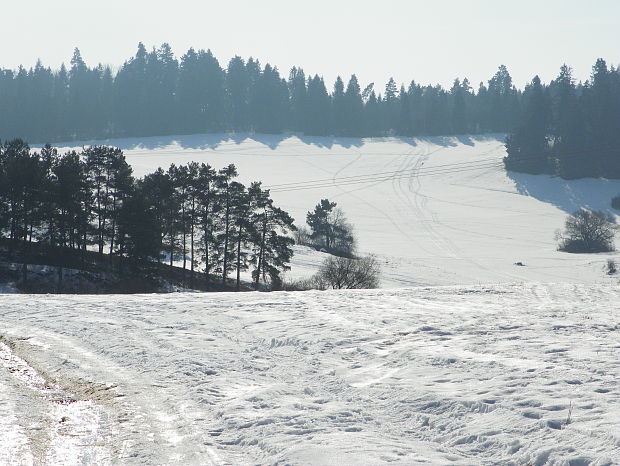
top-left (364, 90), bottom-right (381, 136)
top-left (343, 75), bottom-right (364, 137)
top-left (140, 167), bottom-right (172, 264)
top-left (288, 67), bottom-right (307, 133)
top-left (229, 181), bottom-right (251, 290)
top-left (549, 65), bottom-right (587, 178)
top-left (196, 163), bottom-right (218, 287)
top-left (450, 78), bottom-right (468, 134)
top-left (116, 180), bottom-right (160, 266)
top-left (332, 76), bottom-right (346, 136)
top-left (305, 75), bottom-right (331, 136)
top-left (226, 56), bottom-right (250, 131)
top-left (249, 183), bottom-right (295, 289)
top-left (216, 164), bottom-right (238, 285)
top-left (504, 75), bottom-right (551, 174)
top-left (397, 85), bottom-right (412, 136)
top-left (384, 77), bottom-right (399, 131)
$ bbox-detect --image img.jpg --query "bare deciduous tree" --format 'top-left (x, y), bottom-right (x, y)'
top-left (557, 210), bottom-right (616, 253)
top-left (317, 255), bottom-right (380, 289)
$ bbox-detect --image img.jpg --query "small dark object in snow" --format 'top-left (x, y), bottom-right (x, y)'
top-left (514, 262), bottom-right (525, 266)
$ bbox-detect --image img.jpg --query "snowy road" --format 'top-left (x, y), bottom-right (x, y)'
top-left (2, 285), bottom-right (620, 464)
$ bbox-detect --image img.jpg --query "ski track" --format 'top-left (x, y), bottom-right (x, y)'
top-left (47, 133), bottom-right (620, 287)
top-left (1, 284), bottom-right (620, 464)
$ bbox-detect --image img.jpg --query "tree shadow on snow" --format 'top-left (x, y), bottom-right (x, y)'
top-left (409, 133), bottom-right (504, 148)
top-left (507, 170), bottom-right (620, 215)
top-left (45, 132), bottom-right (507, 155)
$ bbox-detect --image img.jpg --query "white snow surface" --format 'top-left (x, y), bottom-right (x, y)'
top-left (6, 134), bottom-right (618, 464)
top-left (1, 284), bottom-right (619, 464)
top-left (52, 132), bottom-right (620, 287)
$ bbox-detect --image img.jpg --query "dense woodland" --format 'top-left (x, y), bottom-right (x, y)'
top-left (504, 60), bottom-right (620, 179)
top-left (0, 44), bottom-right (617, 179)
top-left (0, 140), bottom-right (295, 290)
top-left (1, 43), bottom-right (522, 143)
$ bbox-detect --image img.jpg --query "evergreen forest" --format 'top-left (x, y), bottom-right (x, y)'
top-left (504, 61), bottom-right (620, 179)
top-left (0, 44), bottom-right (618, 179)
top-left (0, 140), bottom-right (295, 290)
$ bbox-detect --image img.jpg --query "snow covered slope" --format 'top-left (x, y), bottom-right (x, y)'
top-left (54, 133), bottom-right (620, 287)
top-left (1, 285), bottom-right (619, 464)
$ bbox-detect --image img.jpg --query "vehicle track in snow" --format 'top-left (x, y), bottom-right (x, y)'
top-left (2, 285), bottom-right (620, 464)
top-left (0, 337), bottom-right (114, 465)
top-left (394, 145), bottom-right (531, 283)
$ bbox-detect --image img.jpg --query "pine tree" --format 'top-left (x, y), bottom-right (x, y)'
top-left (550, 65), bottom-right (587, 178)
top-left (196, 163), bottom-right (218, 287)
top-left (504, 75), bottom-right (551, 174)
top-left (450, 78), bottom-right (468, 134)
top-left (229, 181), bottom-right (251, 290)
top-left (332, 76), bottom-right (346, 136)
top-left (252, 64), bottom-right (289, 133)
top-left (117, 180), bottom-right (160, 266)
top-left (307, 199), bottom-right (337, 250)
top-left (250, 183), bottom-right (295, 289)
top-left (226, 56), bottom-right (250, 131)
top-left (384, 77), bottom-right (399, 131)
top-left (305, 75), bottom-right (331, 136)
top-left (288, 67), bottom-right (307, 133)
top-left (582, 59), bottom-right (620, 177)
top-left (216, 164), bottom-right (238, 285)
top-left (364, 90), bottom-right (381, 136)
top-left (397, 85), bottom-right (412, 136)
top-left (141, 167), bottom-right (173, 263)
top-left (114, 43), bottom-right (149, 136)
top-left (342, 75), bottom-right (364, 137)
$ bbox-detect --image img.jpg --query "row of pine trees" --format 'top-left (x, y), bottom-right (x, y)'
top-left (0, 140), bottom-right (295, 289)
top-left (1, 44), bottom-right (617, 179)
top-left (0, 43), bottom-right (522, 143)
top-left (504, 59), bottom-right (620, 179)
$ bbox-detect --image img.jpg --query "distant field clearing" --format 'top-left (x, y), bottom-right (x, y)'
top-left (54, 133), bottom-right (620, 287)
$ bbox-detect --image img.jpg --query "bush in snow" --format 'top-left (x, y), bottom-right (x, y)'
top-left (316, 255), bottom-right (380, 289)
top-left (557, 210), bottom-right (617, 253)
top-left (282, 255), bottom-right (380, 291)
top-left (606, 259), bottom-right (617, 275)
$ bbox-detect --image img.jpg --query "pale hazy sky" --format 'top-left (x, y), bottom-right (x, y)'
top-left (3, 0), bottom-right (619, 91)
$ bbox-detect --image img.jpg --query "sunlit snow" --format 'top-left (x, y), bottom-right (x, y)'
top-left (3, 134), bottom-right (619, 464)
top-left (1, 285), bottom-right (620, 464)
top-left (53, 133), bottom-right (620, 286)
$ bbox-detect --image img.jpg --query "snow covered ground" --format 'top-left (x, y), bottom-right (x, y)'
top-left (5, 134), bottom-right (617, 464)
top-left (1, 284), bottom-right (619, 464)
top-left (54, 133), bottom-right (620, 287)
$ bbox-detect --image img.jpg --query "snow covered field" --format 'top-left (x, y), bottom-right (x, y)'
top-left (4, 134), bottom-right (618, 464)
top-left (1, 284), bottom-right (620, 464)
top-left (54, 133), bottom-right (620, 287)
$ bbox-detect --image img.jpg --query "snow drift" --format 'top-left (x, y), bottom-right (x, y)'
top-left (1, 284), bottom-right (619, 464)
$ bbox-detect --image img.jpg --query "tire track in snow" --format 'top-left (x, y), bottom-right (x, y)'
top-left (396, 145), bottom-right (528, 282)
top-left (1, 317), bottom-right (228, 466)
top-left (0, 338), bottom-right (112, 465)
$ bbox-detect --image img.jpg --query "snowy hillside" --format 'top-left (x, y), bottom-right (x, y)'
top-left (54, 133), bottom-right (620, 287)
top-left (1, 284), bottom-right (619, 464)
top-left (7, 134), bottom-right (617, 464)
